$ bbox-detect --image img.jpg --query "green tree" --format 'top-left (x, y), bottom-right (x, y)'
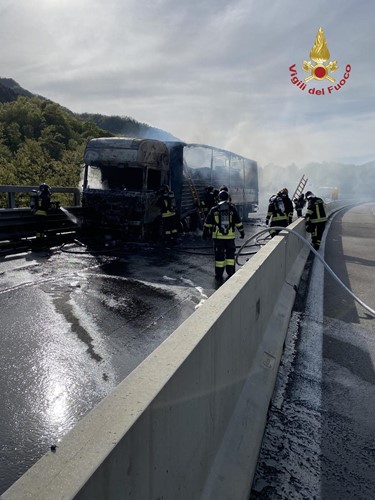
top-left (5, 121), bottom-right (22, 152)
top-left (14, 139), bottom-right (47, 185)
top-left (39, 125), bottom-right (66, 160)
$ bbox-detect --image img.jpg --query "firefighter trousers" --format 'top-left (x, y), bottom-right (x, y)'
top-left (161, 213), bottom-right (178, 241)
top-left (310, 221), bottom-right (326, 250)
top-left (213, 238), bottom-right (236, 279)
top-left (34, 212), bottom-right (48, 240)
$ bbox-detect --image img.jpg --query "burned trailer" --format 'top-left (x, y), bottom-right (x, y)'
top-left (167, 142), bottom-right (259, 228)
top-left (81, 137), bottom-right (170, 240)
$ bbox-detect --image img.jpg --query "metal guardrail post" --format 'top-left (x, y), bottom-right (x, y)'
top-left (7, 192), bottom-right (15, 209)
top-left (74, 190), bottom-right (81, 206)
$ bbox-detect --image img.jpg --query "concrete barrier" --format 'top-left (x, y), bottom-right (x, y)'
top-left (2, 219), bottom-right (310, 500)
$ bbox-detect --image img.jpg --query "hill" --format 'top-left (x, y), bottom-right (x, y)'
top-left (0, 81), bottom-right (19, 103)
top-left (78, 112), bottom-right (179, 141)
top-left (0, 93), bottom-right (113, 207)
top-left (0, 77), bottom-right (179, 141)
top-left (0, 78), bottom-right (34, 102)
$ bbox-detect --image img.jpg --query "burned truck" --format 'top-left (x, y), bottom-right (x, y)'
top-left (81, 137), bottom-right (170, 240)
top-left (81, 137), bottom-right (258, 240)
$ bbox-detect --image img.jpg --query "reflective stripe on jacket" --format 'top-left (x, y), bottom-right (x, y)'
top-left (266, 200), bottom-right (288, 224)
top-left (161, 201), bottom-right (175, 218)
top-left (34, 209), bottom-right (48, 217)
top-left (158, 194), bottom-right (176, 218)
top-left (306, 197), bottom-right (327, 223)
top-left (204, 203), bottom-right (244, 240)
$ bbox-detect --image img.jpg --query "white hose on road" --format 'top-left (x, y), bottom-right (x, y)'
top-left (236, 226), bottom-right (375, 318)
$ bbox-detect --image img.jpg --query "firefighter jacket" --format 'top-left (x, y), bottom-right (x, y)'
top-left (203, 201), bottom-right (244, 240)
top-left (157, 190), bottom-right (176, 218)
top-left (34, 192), bottom-right (51, 217)
top-left (266, 196), bottom-right (288, 225)
top-left (305, 196), bottom-right (327, 224)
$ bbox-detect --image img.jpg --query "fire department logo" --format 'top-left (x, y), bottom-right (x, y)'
top-left (303, 27), bottom-right (338, 82)
top-left (288, 26), bottom-right (351, 95)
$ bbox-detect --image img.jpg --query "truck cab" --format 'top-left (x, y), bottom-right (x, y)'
top-left (81, 137), bottom-right (169, 240)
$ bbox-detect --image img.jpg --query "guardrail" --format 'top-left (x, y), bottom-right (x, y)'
top-left (0, 185), bottom-right (82, 243)
top-left (0, 185), bottom-right (81, 208)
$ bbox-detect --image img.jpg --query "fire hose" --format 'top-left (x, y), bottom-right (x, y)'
top-left (236, 226), bottom-right (375, 318)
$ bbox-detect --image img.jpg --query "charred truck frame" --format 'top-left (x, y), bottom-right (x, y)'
top-left (81, 137), bottom-right (258, 240)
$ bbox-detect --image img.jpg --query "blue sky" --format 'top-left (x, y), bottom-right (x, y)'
top-left (1, 0), bottom-right (374, 167)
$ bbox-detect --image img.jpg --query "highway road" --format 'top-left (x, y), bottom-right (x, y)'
top-left (0, 218), bottom-right (264, 495)
top-left (250, 203), bottom-right (375, 500)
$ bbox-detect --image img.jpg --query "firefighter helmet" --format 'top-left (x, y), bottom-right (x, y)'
top-left (159, 184), bottom-right (169, 194)
top-left (305, 191), bottom-right (314, 199)
top-left (218, 190), bottom-right (229, 201)
top-left (39, 183), bottom-right (51, 194)
top-left (219, 190), bottom-right (229, 201)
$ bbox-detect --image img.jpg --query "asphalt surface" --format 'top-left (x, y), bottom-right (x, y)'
top-left (251, 203), bottom-right (375, 499)
top-left (0, 218), bottom-right (264, 495)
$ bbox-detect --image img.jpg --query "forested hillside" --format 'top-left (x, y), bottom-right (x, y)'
top-left (78, 113), bottom-right (178, 141)
top-left (0, 96), bottom-right (112, 191)
top-left (0, 77), bottom-right (34, 102)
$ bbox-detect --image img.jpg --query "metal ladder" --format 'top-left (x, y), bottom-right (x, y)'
top-left (292, 174), bottom-right (308, 201)
top-left (183, 166), bottom-right (206, 227)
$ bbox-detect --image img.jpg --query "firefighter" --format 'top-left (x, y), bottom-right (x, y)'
top-left (202, 190), bottom-right (245, 281)
top-left (32, 183), bottom-right (52, 245)
top-left (279, 187), bottom-right (294, 224)
top-left (304, 191), bottom-right (328, 250)
top-left (265, 193), bottom-right (288, 237)
top-left (157, 184), bottom-right (179, 244)
top-left (293, 193), bottom-right (306, 217)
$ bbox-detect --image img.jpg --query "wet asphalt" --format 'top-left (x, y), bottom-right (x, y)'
top-left (0, 218), bottom-right (264, 494)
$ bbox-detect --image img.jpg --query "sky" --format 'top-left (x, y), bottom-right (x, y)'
top-left (1, 0), bottom-right (375, 168)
